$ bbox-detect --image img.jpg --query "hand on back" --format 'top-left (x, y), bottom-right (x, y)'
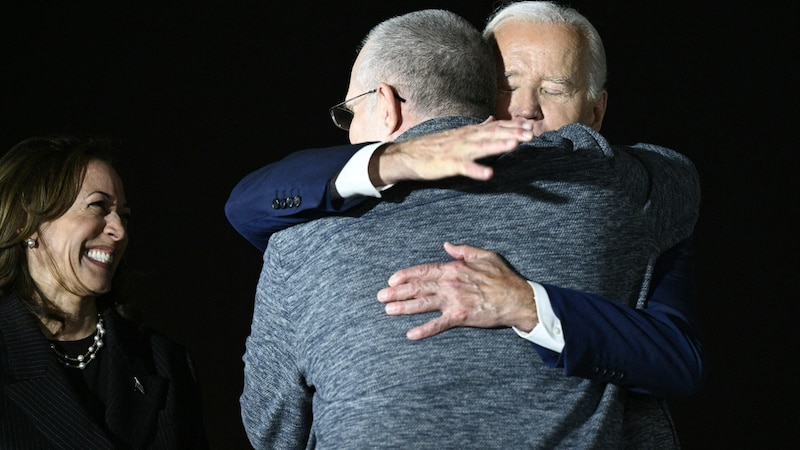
top-left (375, 117), bottom-right (535, 185)
top-left (377, 242), bottom-right (538, 340)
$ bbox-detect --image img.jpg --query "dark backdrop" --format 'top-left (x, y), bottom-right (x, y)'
top-left (2, 1), bottom-right (795, 449)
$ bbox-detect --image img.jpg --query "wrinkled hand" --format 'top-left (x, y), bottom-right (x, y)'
top-left (377, 117), bottom-right (534, 185)
top-left (377, 242), bottom-right (537, 340)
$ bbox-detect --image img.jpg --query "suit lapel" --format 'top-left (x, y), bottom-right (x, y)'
top-left (102, 312), bottom-right (168, 449)
top-left (1, 295), bottom-right (116, 449)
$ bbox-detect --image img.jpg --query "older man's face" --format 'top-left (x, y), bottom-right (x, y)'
top-left (493, 20), bottom-right (605, 136)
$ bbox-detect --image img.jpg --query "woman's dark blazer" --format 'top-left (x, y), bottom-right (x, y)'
top-left (0, 294), bottom-right (209, 449)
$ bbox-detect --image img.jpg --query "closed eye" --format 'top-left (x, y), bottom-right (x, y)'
top-left (89, 200), bottom-right (110, 213)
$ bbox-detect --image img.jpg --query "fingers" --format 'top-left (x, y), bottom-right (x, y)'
top-left (381, 292), bottom-right (452, 340)
top-left (406, 318), bottom-right (447, 341)
top-left (377, 283), bottom-right (422, 303)
top-left (497, 117), bottom-right (534, 130)
top-left (380, 119), bottom-right (534, 183)
top-left (393, 306), bottom-right (460, 341)
top-left (443, 242), bottom-right (466, 260)
top-left (386, 261), bottom-right (444, 287)
top-left (462, 162), bottom-right (494, 181)
top-left (383, 295), bottom-right (437, 315)
top-left (400, 307), bottom-right (467, 341)
top-left (384, 243), bottom-right (492, 293)
top-left (379, 270), bottom-right (440, 304)
top-left (505, 117), bottom-right (535, 131)
top-left (378, 243), bottom-right (518, 341)
top-left (443, 242), bottom-right (493, 261)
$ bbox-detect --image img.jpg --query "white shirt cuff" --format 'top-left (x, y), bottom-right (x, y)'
top-left (513, 281), bottom-right (565, 353)
top-left (334, 142), bottom-right (394, 199)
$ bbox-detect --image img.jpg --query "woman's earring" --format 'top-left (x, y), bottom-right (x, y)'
top-left (25, 238), bottom-right (37, 249)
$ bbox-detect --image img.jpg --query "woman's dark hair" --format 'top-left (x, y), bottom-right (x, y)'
top-left (0, 135), bottom-right (138, 326)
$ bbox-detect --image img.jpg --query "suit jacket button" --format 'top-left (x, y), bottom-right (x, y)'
top-left (292, 195), bottom-right (301, 207)
top-left (272, 198), bottom-right (282, 209)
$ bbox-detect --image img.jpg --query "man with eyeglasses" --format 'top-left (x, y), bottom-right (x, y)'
top-left (239, 6), bottom-right (699, 449)
top-left (229, 0), bottom-right (702, 403)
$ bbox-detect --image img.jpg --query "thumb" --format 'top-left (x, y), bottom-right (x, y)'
top-left (443, 241), bottom-right (486, 261)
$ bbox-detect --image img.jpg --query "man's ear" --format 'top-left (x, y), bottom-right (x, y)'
top-left (590, 89), bottom-right (608, 131)
top-left (375, 82), bottom-right (404, 134)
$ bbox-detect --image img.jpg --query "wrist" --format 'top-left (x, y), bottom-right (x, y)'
top-left (369, 143), bottom-right (391, 187)
top-left (377, 141), bottom-right (416, 185)
top-left (511, 281), bottom-right (538, 332)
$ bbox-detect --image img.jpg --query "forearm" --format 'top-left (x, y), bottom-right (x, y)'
top-left (545, 287), bottom-right (703, 399)
top-left (225, 144), bottom-right (369, 251)
top-left (532, 240), bottom-right (703, 399)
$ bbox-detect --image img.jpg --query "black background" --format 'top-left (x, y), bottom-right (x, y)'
top-left (2, 1), bottom-right (795, 448)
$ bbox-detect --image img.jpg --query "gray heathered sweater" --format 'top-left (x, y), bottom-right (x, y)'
top-left (242, 117), bottom-right (700, 449)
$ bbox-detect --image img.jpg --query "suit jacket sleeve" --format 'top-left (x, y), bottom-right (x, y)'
top-left (534, 238), bottom-right (704, 400)
top-left (224, 144), bottom-right (369, 252)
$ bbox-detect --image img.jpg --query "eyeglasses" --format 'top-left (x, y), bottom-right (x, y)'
top-left (328, 89), bottom-right (407, 131)
top-left (328, 90), bottom-right (376, 131)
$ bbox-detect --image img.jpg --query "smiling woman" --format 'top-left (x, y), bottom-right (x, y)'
top-left (0, 136), bottom-right (209, 449)
top-left (26, 159), bottom-right (130, 321)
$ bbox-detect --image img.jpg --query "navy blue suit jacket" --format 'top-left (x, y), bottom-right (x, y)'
top-left (225, 143), bottom-right (704, 399)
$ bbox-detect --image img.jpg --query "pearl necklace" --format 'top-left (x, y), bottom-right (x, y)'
top-left (50, 315), bottom-right (106, 370)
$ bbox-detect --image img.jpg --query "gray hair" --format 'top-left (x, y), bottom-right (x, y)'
top-left (355, 9), bottom-right (496, 120)
top-left (483, 1), bottom-right (607, 101)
